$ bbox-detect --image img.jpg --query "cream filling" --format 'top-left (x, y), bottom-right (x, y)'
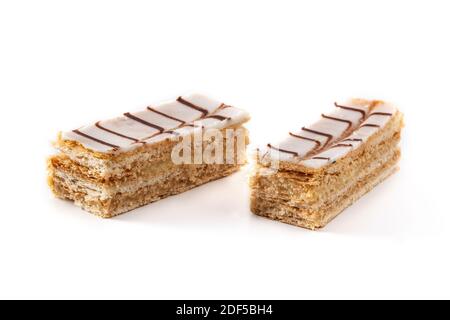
top-left (58, 125), bottom-right (249, 179)
top-left (254, 147), bottom-right (399, 210)
top-left (253, 128), bottom-right (400, 205)
top-left (52, 167), bottom-right (182, 200)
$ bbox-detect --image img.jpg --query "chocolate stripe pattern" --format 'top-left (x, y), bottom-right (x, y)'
top-left (262, 99), bottom-right (397, 167)
top-left (301, 127), bottom-right (333, 146)
top-left (136, 102), bottom-right (236, 142)
top-left (289, 132), bottom-right (321, 147)
top-left (147, 106), bottom-right (186, 124)
top-left (72, 129), bottom-right (120, 149)
top-left (61, 94), bottom-right (250, 153)
top-left (177, 96), bottom-right (209, 117)
top-left (334, 102), bottom-right (366, 118)
top-left (123, 112), bottom-right (165, 132)
top-left (321, 114), bottom-right (352, 130)
top-left (95, 121), bottom-right (140, 142)
top-left (267, 144), bottom-right (299, 156)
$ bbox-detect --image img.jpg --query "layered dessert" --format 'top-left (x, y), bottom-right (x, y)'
top-left (48, 94), bottom-right (250, 217)
top-left (250, 99), bottom-right (403, 230)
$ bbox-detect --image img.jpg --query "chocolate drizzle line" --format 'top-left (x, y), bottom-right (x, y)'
top-left (334, 102), bottom-right (366, 118)
top-left (138, 100), bottom-right (223, 142)
top-left (219, 104), bottom-right (232, 110)
top-left (133, 130), bottom-right (180, 144)
top-left (95, 121), bottom-right (139, 142)
top-left (265, 103), bottom-right (363, 159)
top-left (360, 123), bottom-right (380, 128)
top-left (367, 112), bottom-right (393, 119)
top-left (177, 96), bottom-right (209, 117)
top-left (71, 97), bottom-right (233, 150)
top-left (72, 129), bottom-right (120, 150)
top-left (124, 112), bottom-right (165, 132)
top-left (136, 130), bottom-right (179, 143)
top-left (329, 143), bottom-right (353, 149)
top-left (265, 101), bottom-right (396, 163)
top-left (301, 127), bottom-right (333, 146)
top-left (321, 114), bottom-right (352, 130)
top-left (289, 132), bottom-right (321, 147)
top-left (267, 144), bottom-right (299, 156)
top-left (164, 130), bottom-right (180, 136)
top-left (267, 125), bottom-right (335, 158)
top-left (147, 106), bottom-right (186, 124)
top-left (205, 115), bottom-right (231, 121)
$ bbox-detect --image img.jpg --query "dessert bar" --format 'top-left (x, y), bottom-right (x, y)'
top-left (250, 99), bottom-right (403, 230)
top-left (48, 94), bottom-right (250, 217)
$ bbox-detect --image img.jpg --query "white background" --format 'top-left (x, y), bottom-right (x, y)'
top-left (1, 0), bottom-right (449, 300)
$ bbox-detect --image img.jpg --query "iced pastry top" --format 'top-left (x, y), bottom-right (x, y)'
top-left (61, 93), bottom-right (250, 153)
top-left (258, 99), bottom-right (398, 169)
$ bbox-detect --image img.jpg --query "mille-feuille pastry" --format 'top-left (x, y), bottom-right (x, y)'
top-left (48, 94), bottom-right (250, 217)
top-left (250, 99), bottom-right (403, 230)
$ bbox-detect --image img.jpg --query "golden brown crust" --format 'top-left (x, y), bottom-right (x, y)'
top-left (251, 130), bottom-right (401, 207)
top-left (251, 150), bottom-right (400, 230)
top-left (50, 163), bottom-right (241, 218)
top-left (250, 106), bottom-right (404, 230)
top-left (48, 123), bottom-right (250, 217)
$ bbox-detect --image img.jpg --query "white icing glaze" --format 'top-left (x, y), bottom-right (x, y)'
top-left (61, 93), bottom-right (250, 153)
top-left (259, 100), bottom-right (397, 168)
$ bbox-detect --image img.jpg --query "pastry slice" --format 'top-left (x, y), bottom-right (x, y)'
top-left (250, 99), bottom-right (403, 230)
top-left (48, 94), bottom-right (250, 217)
